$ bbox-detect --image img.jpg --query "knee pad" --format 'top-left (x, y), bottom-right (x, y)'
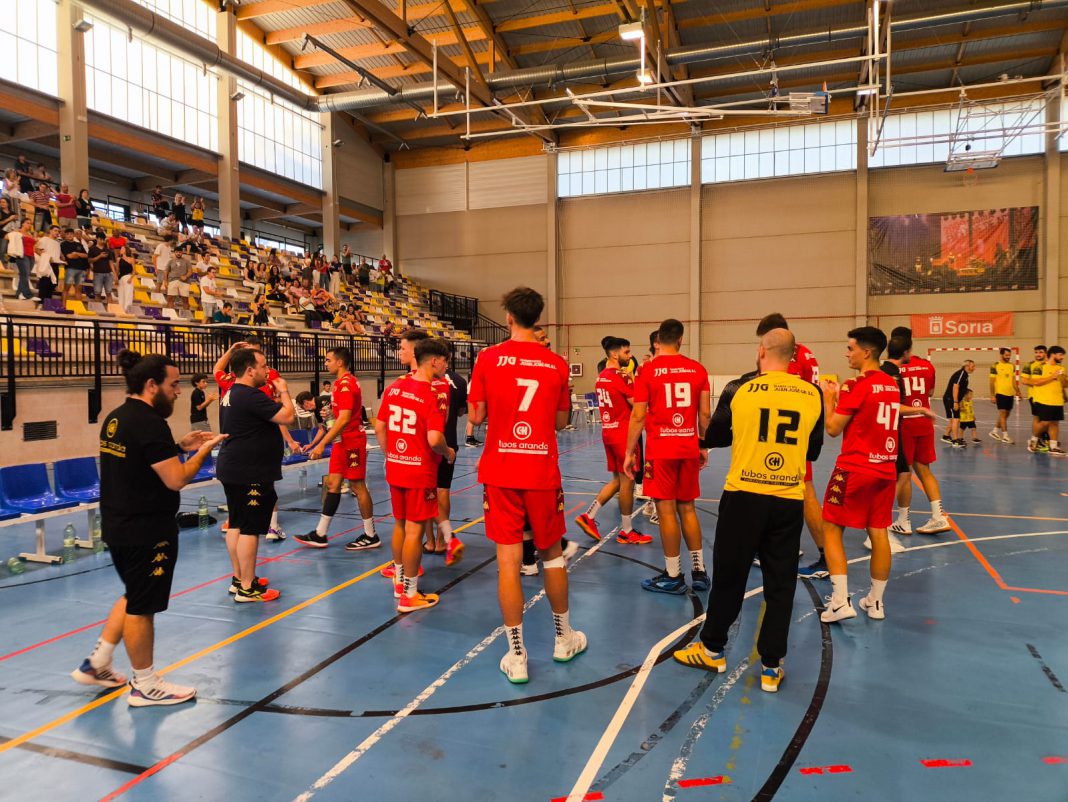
top-left (322, 492), bottom-right (341, 517)
top-left (542, 555), bottom-right (566, 570)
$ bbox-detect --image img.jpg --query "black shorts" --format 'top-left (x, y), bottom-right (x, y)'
top-left (1034, 403), bottom-right (1065, 423)
top-left (943, 398), bottom-right (959, 420)
top-left (1029, 398), bottom-right (1037, 417)
top-left (437, 456), bottom-right (456, 490)
top-left (995, 394), bottom-right (1015, 411)
top-left (223, 483), bottom-right (278, 535)
top-left (960, 421), bottom-right (976, 430)
top-left (896, 447), bottom-right (910, 473)
top-left (110, 537), bottom-right (179, 616)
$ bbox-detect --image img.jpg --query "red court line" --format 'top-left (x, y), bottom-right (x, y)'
top-left (1042, 756), bottom-right (1068, 764)
top-left (679, 775), bottom-right (731, 787)
top-left (799, 765), bottom-right (852, 775)
top-left (98, 752), bottom-right (184, 802)
top-left (551, 793), bottom-right (603, 802)
top-left (921, 759), bottom-right (972, 768)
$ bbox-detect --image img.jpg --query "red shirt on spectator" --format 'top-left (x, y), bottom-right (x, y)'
top-left (54, 193), bottom-right (76, 219)
top-left (378, 258), bottom-right (392, 275)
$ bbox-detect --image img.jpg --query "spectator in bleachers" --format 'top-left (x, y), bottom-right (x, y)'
top-left (29, 182), bottom-right (52, 232)
top-left (341, 244), bottom-right (353, 282)
top-left (153, 234), bottom-right (175, 291)
top-left (193, 251), bottom-right (211, 278)
top-left (105, 228), bottom-right (127, 254)
top-left (14, 154), bottom-right (34, 193)
top-left (358, 257), bottom-right (371, 288)
top-left (368, 262), bottom-right (382, 292)
top-left (89, 232), bottom-right (114, 301)
top-left (189, 374), bottom-right (216, 432)
top-left (167, 255), bottom-right (195, 299)
top-left (336, 306), bottom-right (366, 336)
top-left (59, 227), bottom-right (89, 303)
top-left (0, 197), bottom-right (17, 258)
top-left (378, 253), bottom-right (393, 275)
top-left (249, 293), bottom-right (272, 326)
top-left (4, 217), bottom-right (35, 300)
top-left (243, 259), bottom-right (266, 296)
top-left (317, 381), bottom-right (333, 425)
top-left (212, 301), bottom-right (234, 324)
top-left (191, 196), bottom-right (204, 228)
top-left (327, 253), bottom-right (341, 296)
top-left (150, 186), bottom-right (168, 221)
top-left (172, 193), bottom-right (187, 234)
top-left (2, 169), bottom-right (24, 214)
top-left (75, 189), bottom-right (94, 229)
top-left (116, 245), bottom-right (135, 312)
top-left (199, 266), bottom-right (223, 319)
top-left (54, 183), bottom-right (77, 227)
top-left (33, 224), bottom-right (62, 300)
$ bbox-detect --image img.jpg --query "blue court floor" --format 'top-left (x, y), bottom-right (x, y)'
top-left (0, 408), bottom-right (1065, 802)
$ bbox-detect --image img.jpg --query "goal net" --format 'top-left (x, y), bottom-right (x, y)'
top-left (926, 346), bottom-right (1019, 401)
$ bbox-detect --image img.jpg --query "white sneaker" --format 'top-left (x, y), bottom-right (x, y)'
top-left (1001, 433), bottom-right (1014, 444)
top-left (989, 429), bottom-right (1004, 443)
top-left (500, 651), bottom-right (529, 684)
top-left (863, 536), bottom-right (871, 550)
top-left (553, 629), bottom-right (588, 662)
top-left (916, 517), bottom-right (951, 535)
top-left (889, 521), bottom-right (912, 536)
top-left (859, 596), bottom-right (885, 620)
top-left (888, 534), bottom-right (906, 553)
top-left (266, 526), bottom-right (286, 542)
top-left (520, 563), bottom-right (539, 576)
top-left (820, 598), bottom-right (857, 623)
top-left (128, 677), bottom-right (197, 707)
top-left (562, 540), bottom-right (579, 561)
top-left (641, 500), bottom-right (655, 518)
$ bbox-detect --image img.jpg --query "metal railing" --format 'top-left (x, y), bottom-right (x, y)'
top-left (473, 313), bottom-right (509, 344)
top-left (0, 315), bottom-right (484, 430)
top-left (427, 289), bottom-right (479, 333)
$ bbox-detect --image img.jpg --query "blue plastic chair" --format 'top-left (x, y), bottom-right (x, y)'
top-left (291, 426), bottom-right (332, 457)
top-left (181, 451), bottom-right (216, 482)
top-left (0, 464), bottom-right (80, 513)
top-left (54, 457), bottom-right (101, 503)
top-left (0, 505), bottom-right (21, 522)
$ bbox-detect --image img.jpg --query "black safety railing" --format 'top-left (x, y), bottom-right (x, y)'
top-left (0, 315), bottom-right (484, 430)
top-left (428, 290), bottom-right (479, 333)
top-left (473, 313), bottom-right (509, 344)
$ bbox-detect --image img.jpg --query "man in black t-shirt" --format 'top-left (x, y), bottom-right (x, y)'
top-left (72, 351), bottom-right (223, 707)
top-left (88, 233), bottom-right (114, 301)
top-left (59, 227), bottom-right (89, 304)
top-left (189, 373), bottom-right (216, 432)
top-left (941, 360), bottom-right (975, 447)
top-left (216, 347), bottom-right (295, 601)
top-left (426, 346), bottom-right (469, 561)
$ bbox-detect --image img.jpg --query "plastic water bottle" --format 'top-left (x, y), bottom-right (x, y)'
top-left (62, 524), bottom-right (76, 564)
top-left (299, 467), bottom-right (308, 494)
top-left (283, 443), bottom-right (292, 459)
top-left (198, 496), bottom-right (209, 532)
top-left (7, 556), bottom-right (24, 575)
top-left (92, 511), bottom-right (104, 553)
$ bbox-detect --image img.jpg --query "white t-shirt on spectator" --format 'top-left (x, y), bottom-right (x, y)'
top-left (153, 243), bottom-right (172, 272)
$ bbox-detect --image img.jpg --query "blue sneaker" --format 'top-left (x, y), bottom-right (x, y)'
top-left (641, 571), bottom-right (687, 595)
top-left (798, 556), bottom-right (830, 579)
top-left (761, 665), bottom-right (785, 693)
top-left (691, 570), bottom-right (710, 592)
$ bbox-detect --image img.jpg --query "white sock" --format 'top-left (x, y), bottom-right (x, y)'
top-left (363, 518), bottom-right (376, 537)
top-left (830, 575), bottom-right (849, 605)
top-left (131, 665), bottom-right (156, 686)
top-left (394, 562), bottom-right (404, 586)
top-left (553, 610), bottom-right (572, 637)
top-left (896, 506), bottom-right (909, 526)
top-left (315, 514), bottom-right (332, 537)
top-left (621, 513), bottom-right (633, 532)
top-left (403, 574), bottom-right (418, 597)
top-left (506, 624), bottom-right (526, 655)
top-left (270, 509), bottom-right (279, 529)
top-left (586, 500), bottom-right (602, 519)
top-left (868, 578), bottom-right (888, 603)
top-left (88, 638), bottom-right (117, 669)
top-left (439, 519), bottom-right (453, 544)
top-left (690, 549), bottom-right (705, 573)
top-left (931, 499), bottom-right (944, 518)
top-left (665, 554), bottom-right (681, 578)
top-left (1052, 440), bottom-right (1060, 449)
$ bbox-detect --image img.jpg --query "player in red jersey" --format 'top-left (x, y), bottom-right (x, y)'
top-left (468, 287), bottom-right (586, 684)
top-left (576, 336), bottom-right (650, 545)
top-left (294, 347), bottom-right (379, 551)
top-left (375, 338), bottom-right (455, 612)
top-left (755, 314), bottom-right (828, 579)
top-left (886, 327), bottom-right (950, 538)
top-left (819, 327), bottom-right (901, 623)
top-left (624, 319), bottom-right (711, 595)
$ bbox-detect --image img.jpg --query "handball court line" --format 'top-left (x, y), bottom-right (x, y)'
top-left (563, 528), bottom-right (1068, 802)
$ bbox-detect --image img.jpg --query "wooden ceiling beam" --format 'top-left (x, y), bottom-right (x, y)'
top-left (678, 0), bottom-right (859, 31)
top-left (293, 25), bottom-right (486, 69)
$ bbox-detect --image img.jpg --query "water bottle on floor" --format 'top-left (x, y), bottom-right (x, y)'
top-left (7, 556), bottom-right (25, 575)
top-left (92, 511), bottom-right (104, 553)
top-left (198, 496), bottom-right (209, 532)
top-left (62, 524), bottom-right (76, 564)
top-left (299, 467), bottom-right (308, 494)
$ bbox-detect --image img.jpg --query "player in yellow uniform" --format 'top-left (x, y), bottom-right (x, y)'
top-left (988, 348), bottom-right (1019, 444)
top-left (1020, 345), bottom-right (1048, 452)
top-left (1028, 345), bottom-right (1067, 455)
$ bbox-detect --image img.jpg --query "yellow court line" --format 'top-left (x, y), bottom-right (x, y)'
top-left (0, 515), bottom-right (486, 756)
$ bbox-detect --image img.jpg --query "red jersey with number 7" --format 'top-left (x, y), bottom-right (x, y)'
top-left (633, 353), bottom-right (710, 460)
top-left (833, 369), bottom-right (901, 479)
top-left (596, 367), bottom-right (633, 446)
top-left (468, 339), bottom-right (570, 490)
top-left (378, 375), bottom-right (446, 488)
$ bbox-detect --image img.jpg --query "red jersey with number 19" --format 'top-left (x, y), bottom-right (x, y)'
top-left (331, 372), bottom-right (365, 443)
top-left (898, 357), bottom-right (936, 434)
top-left (468, 339), bottom-right (570, 490)
top-left (633, 353), bottom-right (710, 460)
top-left (833, 370), bottom-right (901, 479)
top-left (378, 375), bottom-right (446, 488)
top-left (595, 367), bottom-right (633, 446)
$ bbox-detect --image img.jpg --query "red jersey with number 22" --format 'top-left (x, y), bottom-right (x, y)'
top-left (633, 353), bottom-right (709, 460)
top-left (596, 368), bottom-right (633, 446)
top-left (834, 370), bottom-right (901, 479)
top-left (378, 375), bottom-right (446, 488)
top-left (331, 372), bottom-right (365, 443)
top-left (468, 339), bottom-right (570, 490)
top-left (898, 357), bottom-right (936, 434)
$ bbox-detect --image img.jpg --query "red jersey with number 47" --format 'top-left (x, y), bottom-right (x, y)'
top-left (834, 370), bottom-right (901, 479)
top-left (331, 372), bottom-right (365, 443)
top-left (468, 339), bottom-right (570, 490)
top-left (596, 367), bottom-right (633, 446)
top-left (898, 357), bottom-right (936, 434)
top-left (789, 343), bottom-right (819, 386)
top-left (378, 375), bottom-right (446, 489)
top-left (633, 353), bottom-right (710, 460)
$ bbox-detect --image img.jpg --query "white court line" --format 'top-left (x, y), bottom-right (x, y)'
top-left (563, 528), bottom-right (1068, 802)
top-left (292, 530), bottom-right (616, 802)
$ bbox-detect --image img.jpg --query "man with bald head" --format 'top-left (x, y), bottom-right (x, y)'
top-left (676, 328), bottom-right (824, 693)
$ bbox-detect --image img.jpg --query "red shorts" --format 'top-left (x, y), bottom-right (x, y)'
top-left (390, 486), bottom-right (438, 522)
top-left (822, 468), bottom-right (895, 530)
top-left (329, 436), bottom-right (367, 481)
top-left (804, 461), bottom-right (813, 483)
top-left (603, 440), bottom-right (626, 474)
top-left (483, 486), bottom-right (565, 550)
top-left (643, 457), bottom-right (700, 502)
top-left (900, 428), bottom-right (937, 467)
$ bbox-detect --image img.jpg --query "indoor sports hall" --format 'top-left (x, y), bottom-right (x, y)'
top-left (1, 1), bottom-right (1066, 801)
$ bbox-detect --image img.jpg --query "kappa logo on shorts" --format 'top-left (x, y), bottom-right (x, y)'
top-left (153, 540), bottom-right (170, 549)
top-left (483, 491), bottom-right (490, 511)
top-left (643, 461), bottom-right (653, 480)
top-left (151, 552), bottom-right (168, 563)
top-left (425, 489), bottom-right (436, 501)
top-left (248, 500), bottom-right (260, 507)
top-left (349, 450), bottom-right (361, 467)
top-left (150, 567), bottom-right (165, 577)
top-left (826, 472), bottom-right (847, 506)
top-left (248, 489), bottom-right (261, 497)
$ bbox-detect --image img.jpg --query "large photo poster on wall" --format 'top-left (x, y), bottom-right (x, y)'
top-left (868, 206), bottom-right (1038, 295)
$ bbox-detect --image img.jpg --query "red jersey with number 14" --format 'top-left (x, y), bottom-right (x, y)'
top-left (789, 343), bottom-right (819, 385)
top-left (331, 372), bottom-right (365, 443)
top-left (633, 353), bottom-right (709, 460)
top-left (898, 357), bottom-right (936, 434)
top-left (834, 370), bottom-right (901, 479)
top-left (378, 375), bottom-right (446, 488)
top-left (468, 339), bottom-right (570, 490)
top-left (596, 367), bottom-right (633, 446)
